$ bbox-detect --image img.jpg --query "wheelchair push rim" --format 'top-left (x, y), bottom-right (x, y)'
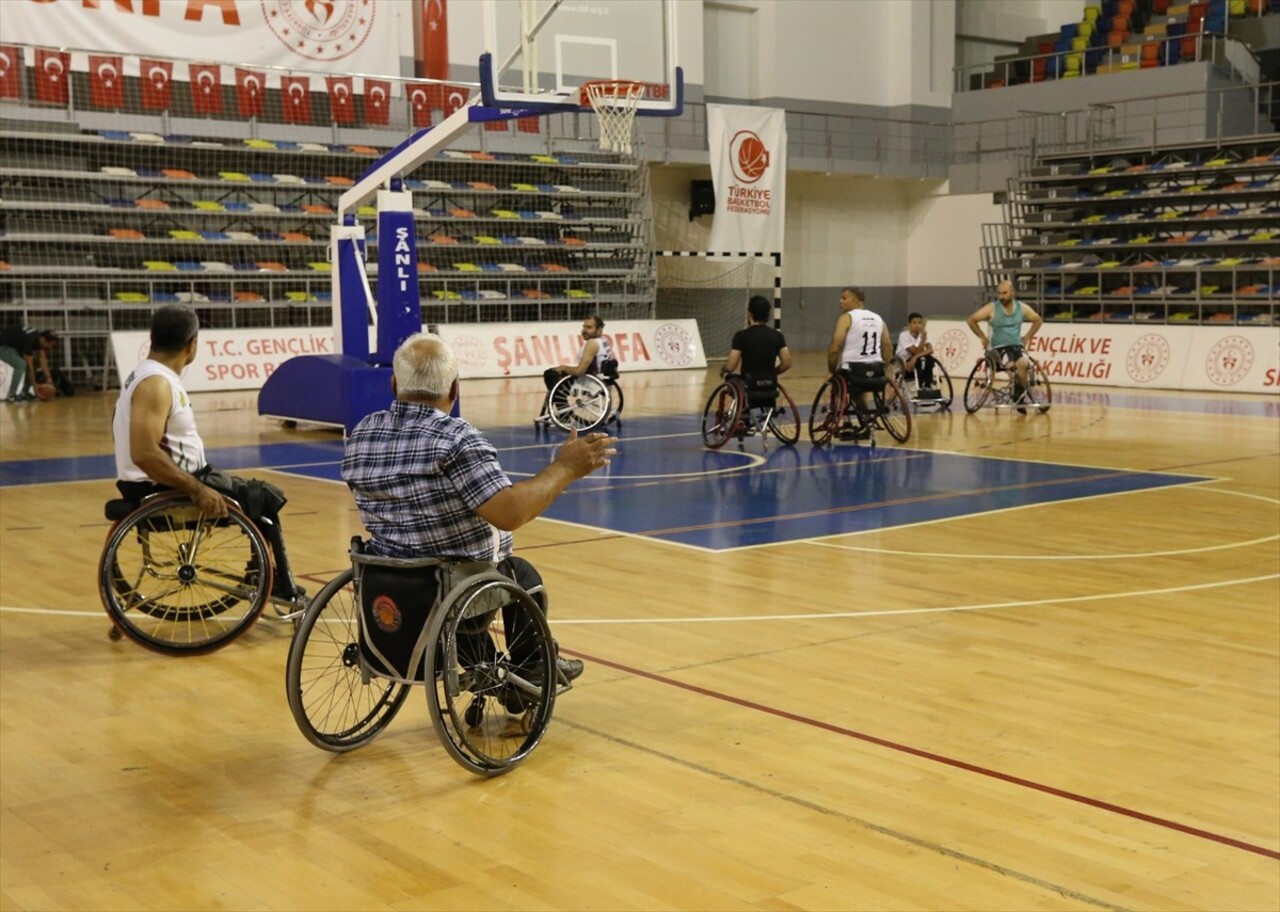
top-left (547, 373), bottom-right (611, 432)
top-left (426, 578), bottom-right (557, 776)
top-left (766, 384), bottom-right (802, 446)
top-left (285, 568), bottom-right (411, 751)
top-left (808, 376), bottom-right (846, 447)
top-left (701, 382), bottom-right (741, 449)
top-left (99, 493), bottom-right (272, 655)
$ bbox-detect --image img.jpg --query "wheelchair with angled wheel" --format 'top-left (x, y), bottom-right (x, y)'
top-left (808, 365), bottom-right (913, 447)
top-left (963, 349), bottom-right (1052, 414)
top-left (285, 539), bottom-right (567, 776)
top-left (98, 491), bottom-right (308, 656)
top-left (536, 358), bottom-right (623, 432)
top-left (891, 355), bottom-right (954, 412)
top-left (701, 373), bottom-right (800, 450)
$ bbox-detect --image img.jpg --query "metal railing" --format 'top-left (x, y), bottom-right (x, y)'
top-left (953, 29), bottom-right (1261, 93)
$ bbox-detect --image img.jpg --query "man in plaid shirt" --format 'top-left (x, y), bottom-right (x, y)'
top-left (343, 332), bottom-right (617, 682)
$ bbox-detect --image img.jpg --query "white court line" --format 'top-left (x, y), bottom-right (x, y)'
top-left (800, 482), bottom-right (1280, 559)
top-left (6, 573), bottom-right (1276, 624)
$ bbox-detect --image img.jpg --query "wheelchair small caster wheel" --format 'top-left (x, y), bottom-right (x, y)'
top-left (108, 626), bottom-right (122, 641)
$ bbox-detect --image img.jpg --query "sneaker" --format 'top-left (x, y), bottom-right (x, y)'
top-left (557, 656), bottom-right (585, 682)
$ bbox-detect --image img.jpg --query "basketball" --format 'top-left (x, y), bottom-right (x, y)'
top-left (34, 383), bottom-right (56, 402)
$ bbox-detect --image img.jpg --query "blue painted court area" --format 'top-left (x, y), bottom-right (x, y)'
top-left (11, 410), bottom-right (1209, 552)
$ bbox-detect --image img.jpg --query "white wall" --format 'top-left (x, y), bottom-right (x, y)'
top-left (444, 1), bottom-right (703, 88)
top-left (701, 1), bottom-right (954, 107)
top-left (903, 183), bottom-right (1002, 286)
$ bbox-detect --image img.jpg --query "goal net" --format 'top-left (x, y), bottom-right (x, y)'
top-left (654, 252), bottom-right (778, 359)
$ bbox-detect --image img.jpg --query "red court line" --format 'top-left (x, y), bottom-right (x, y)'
top-left (569, 650), bottom-right (1280, 862)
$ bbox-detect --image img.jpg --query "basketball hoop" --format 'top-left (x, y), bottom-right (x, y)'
top-left (579, 80), bottom-right (648, 155)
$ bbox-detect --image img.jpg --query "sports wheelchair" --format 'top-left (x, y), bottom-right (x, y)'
top-left (962, 350), bottom-right (1052, 414)
top-left (808, 367), bottom-right (912, 447)
top-left (701, 374), bottom-right (800, 450)
top-left (536, 358), bottom-right (623, 432)
top-left (98, 492), bottom-right (307, 656)
top-left (891, 355), bottom-right (954, 412)
top-left (285, 540), bottom-right (566, 776)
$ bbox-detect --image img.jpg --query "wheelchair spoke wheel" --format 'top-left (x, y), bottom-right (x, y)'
top-left (878, 376), bottom-right (913, 443)
top-left (426, 579), bottom-right (556, 776)
top-left (548, 374), bottom-right (609, 432)
top-left (808, 376), bottom-right (845, 447)
top-left (99, 495), bottom-right (270, 655)
top-left (767, 385), bottom-right (801, 446)
top-left (607, 380), bottom-right (624, 423)
top-left (286, 569), bottom-right (409, 751)
top-left (963, 358), bottom-right (994, 413)
top-left (934, 362), bottom-right (955, 409)
top-left (1026, 357), bottom-right (1052, 412)
top-left (700, 382), bottom-right (740, 449)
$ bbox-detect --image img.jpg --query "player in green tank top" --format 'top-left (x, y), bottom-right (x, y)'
top-left (966, 280), bottom-right (1044, 410)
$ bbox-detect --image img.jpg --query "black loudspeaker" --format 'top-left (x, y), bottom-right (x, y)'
top-left (689, 179), bottom-right (716, 220)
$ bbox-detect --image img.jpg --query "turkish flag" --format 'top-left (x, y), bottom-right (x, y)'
top-left (34, 49), bottom-right (69, 105)
top-left (189, 64), bottom-right (223, 115)
top-left (141, 59), bottom-right (173, 111)
top-left (235, 68), bottom-right (264, 118)
top-left (281, 75), bottom-right (311, 124)
top-left (88, 55), bottom-right (124, 109)
top-left (363, 78), bottom-right (390, 126)
top-left (442, 85), bottom-right (469, 117)
top-left (0, 46), bottom-right (22, 100)
top-left (422, 0), bottom-right (449, 80)
top-left (517, 116), bottom-right (541, 134)
top-left (326, 76), bottom-right (354, 124)
top-left (407, 82), bottom-right (432, 128)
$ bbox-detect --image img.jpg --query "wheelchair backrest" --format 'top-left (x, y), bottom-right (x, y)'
top-left (843, 364), bottom-right (887, 393)
top-left (742, 374), bottom-right (778, 408)
top-left (350, 539), bottom-right (508, 684)
top-left (600, 358), bottom-right (619, 380)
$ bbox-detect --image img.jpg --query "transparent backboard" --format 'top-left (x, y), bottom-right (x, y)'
top-left (480, 0), bottom-right (681, 113)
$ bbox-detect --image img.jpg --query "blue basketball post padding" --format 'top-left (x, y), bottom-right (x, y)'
top-left (257, 106), bottom-right (486, 432)
top-left (258, 71), bottom-right (681, 433)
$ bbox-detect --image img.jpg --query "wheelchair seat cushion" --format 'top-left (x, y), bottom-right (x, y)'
top-left (104, 499), bottom-right (139, 522)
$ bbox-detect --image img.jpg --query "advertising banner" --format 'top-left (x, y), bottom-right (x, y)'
top-left (926, 320), bottom-right (1280, 394)
top-left (5, 0), bottom-right (400, 77)
top-left (707, 104), bottom-right (787, 255)
top-left (111, 326), bottom-right (338, 393)
top-left (435, 320), bottom-right (708, 379)
top-left (109, 319), bottom-right (707, 391)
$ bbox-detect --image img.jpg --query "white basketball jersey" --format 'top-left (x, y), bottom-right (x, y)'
top-left (113, 360), bottom-right (206, 481)
top-left (841, 310), bottom-right (887, 365)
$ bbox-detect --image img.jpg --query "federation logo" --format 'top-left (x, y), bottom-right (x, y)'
top-left (451, 334), bottom-right (488, 374)
top-left (1204, 335), bottom-right (1254, 387)
top-left (1125, 333), bottom-right (1172, 383)
top-left (729, 130), bottom-right (770, 184)
top-left (935, 329), bottom-right (970, 374)
top-left (653, 323), bottom-right (695, 367)
top-left (371, 595), bottom-right (402, 633)
top-left (261, 0), bottom-right (376, 63)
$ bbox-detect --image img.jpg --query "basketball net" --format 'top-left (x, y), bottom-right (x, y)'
top-left (580, 81), bottom-right (646, 155)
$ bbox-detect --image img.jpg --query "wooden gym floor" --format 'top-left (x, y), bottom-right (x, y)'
top-left (1, 352), bottom-right (1277, 911)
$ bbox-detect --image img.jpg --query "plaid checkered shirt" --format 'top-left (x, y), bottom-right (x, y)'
top-left (342, 401), bottom-right (514, 561)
